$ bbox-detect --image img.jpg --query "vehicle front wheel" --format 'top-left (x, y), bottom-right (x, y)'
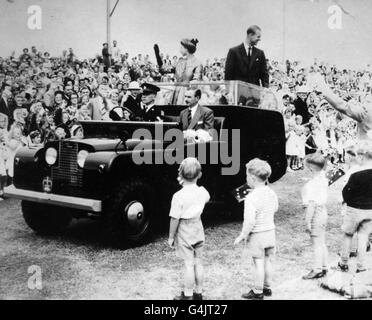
top-left (22, 201), bottom-right (72, 235)
top-left (104, 179), bottom-right (155, 247)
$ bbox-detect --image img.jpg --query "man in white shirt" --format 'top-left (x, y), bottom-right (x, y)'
top-left (225, 25), bottom-right (269, 88)
top-left (112, 40), bottom-right (121, 64)
top-left (179, 89), bottom-right (214, 141)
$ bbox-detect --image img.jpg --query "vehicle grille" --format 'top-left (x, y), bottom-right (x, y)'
top-left (51, 141), bottom-right (83, 188)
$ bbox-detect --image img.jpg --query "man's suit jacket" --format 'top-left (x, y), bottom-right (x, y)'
top-left (123, 95), bottom-right (142, 117)
top-left (225, 43), bottom-right (269, 88)
top-left (0, 98), bottom-right (14, 129)
top-left (142, 105), bottom-right (163, 122)
top-left (180, 105), bottom-right (214, 132)
top-left (126, 100), bottom-right (163, 122)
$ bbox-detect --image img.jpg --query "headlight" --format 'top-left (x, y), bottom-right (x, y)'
top-left (77, 150), bottom-right (89, 168)
top-left (45, 148), bottom-right (57, 165)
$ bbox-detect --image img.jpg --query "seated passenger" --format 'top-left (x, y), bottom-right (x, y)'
top-left (123, 81), bottom-right (142, 114)
top-left (180, 88), bottom-right (214, 142)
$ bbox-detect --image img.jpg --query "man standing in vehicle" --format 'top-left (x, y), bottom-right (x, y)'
top-left (225, 25), bottom-right (269, 88)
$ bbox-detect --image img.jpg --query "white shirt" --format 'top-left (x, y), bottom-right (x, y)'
top-left (142, 103), bottom-right (154, 112)
top-left (189, 103), bottom-right (199, 119)
top-left (242, 185), bottom-right (278, 235)
top-left (301, 171), bottom-right (328, 206)
top-left (169, 184), bottom-right (210, 220)
top-left (112, 46), bottom-right (121, 62)
top-left (243, 41), bottom-right (253, 57)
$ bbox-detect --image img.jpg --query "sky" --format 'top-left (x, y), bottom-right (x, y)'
top-left (1, 0), bottom-right (372, 68)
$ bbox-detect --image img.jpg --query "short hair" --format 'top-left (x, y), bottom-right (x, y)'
top-left (29, 131), bottom-right (41, 140)
top-left (188, 88), bottom-right (202, 99)
top-left (247, 25), bottom-right (261, 36)
top-left (246, 158), bottom-right (272, 181)
top-left (194, 89), bottom-right (202, 99)
top-left (70, 91), bottom-right (78, 98)
top-left (2, 82), bottom-right (11, 90)
top-left (305, 152), bottom-right (327, 170)
top-left (178, 157), bottom-right (202, 181)
top-left (295, 115), bottom-right (303, 121)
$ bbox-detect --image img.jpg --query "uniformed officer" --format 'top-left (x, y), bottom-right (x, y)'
top-left (138, 83), bottom-right (163, 122)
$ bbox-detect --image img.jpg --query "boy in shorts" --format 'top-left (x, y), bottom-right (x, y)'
top-left (234, 158), bottom-right (279, 300)
top-left (338, 140), bottom-right (372, 273)
top-left (168, 158), bottom-right (210, 300)
top-left (301, 153), bottom-right (329, 280)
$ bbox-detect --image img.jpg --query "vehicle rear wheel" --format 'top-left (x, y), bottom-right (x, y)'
top-left (104, 179), bottom-right (155, 247)
top-left (225, 194), bottom-right (244, 221)
top-left (22, 201), bottom-right (72, 235)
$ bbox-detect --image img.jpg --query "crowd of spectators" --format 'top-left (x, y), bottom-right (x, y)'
top-left (272, 60), bottom-right (372, 171)
top-left (0, 44), bottom-right (371, 197)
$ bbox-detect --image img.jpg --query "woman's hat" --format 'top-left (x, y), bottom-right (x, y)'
top-left (128, 81), bottom-right (141, 91)
top-left (70, 124), bottom-right (83, 137)
top-left (180, 38), bottom-right (199, 54)
top-left (296, 85), bottom-right (309, 94)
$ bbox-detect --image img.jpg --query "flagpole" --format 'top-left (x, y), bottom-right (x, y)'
top-left (107, 0), bottom-right (111, 61)
top-left (282, 0), bottom-right (286, 63)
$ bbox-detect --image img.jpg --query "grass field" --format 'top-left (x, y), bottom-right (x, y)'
top-left (0, 170), bottom-right (371, 300)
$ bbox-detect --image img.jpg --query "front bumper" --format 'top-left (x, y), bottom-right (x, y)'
top-left (4, 185), bottom-right (102, 212)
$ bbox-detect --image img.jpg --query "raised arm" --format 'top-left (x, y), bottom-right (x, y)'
top-left (312, 78), bottom-right (367, 123)
top-left (153, 44), bottom-right (164, 71)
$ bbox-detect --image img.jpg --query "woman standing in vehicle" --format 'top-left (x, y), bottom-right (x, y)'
top-left (175, 38), bottom-right (203, 82)
top-left (154, 38), bottom-right (203, 83)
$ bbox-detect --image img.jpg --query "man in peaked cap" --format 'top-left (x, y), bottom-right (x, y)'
top-left (131, 83), bottom-right (162, 122)
top-left (137, 83), bottom-right (163, 122)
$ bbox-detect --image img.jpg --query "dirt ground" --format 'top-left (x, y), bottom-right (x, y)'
top-left (1, 170), bottom-right (371, 300)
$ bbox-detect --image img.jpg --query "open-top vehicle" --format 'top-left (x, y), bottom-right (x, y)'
top-left (4, 81), bottom-right (287, 246)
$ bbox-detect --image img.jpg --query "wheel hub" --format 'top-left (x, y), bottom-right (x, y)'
top-left (125, 201), bottom-right (145, 229)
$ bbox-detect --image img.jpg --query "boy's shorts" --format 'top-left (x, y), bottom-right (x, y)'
top-left (342, 207), bottom-right (372, 236)
top-left (310, 207), bottom-right (328, 237)
top-left (176, 241), bottom-right (204, 261)
top-left (246, 230), bottom-right (276, 259)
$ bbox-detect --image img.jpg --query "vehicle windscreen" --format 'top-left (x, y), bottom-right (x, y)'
top-left (155, 80), bottom-right (279, 111)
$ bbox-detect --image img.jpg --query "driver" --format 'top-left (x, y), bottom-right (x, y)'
top-left (133, 83), bottom-right (163, 122)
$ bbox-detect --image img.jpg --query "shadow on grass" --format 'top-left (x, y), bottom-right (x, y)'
top-left (32, 202), bottom-right (243, 250)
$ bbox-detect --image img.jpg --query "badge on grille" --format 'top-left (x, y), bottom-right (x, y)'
top-left (42, 176), bottom-right (53, 193)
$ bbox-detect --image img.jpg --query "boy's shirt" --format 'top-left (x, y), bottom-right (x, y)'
top-left (169, 184), bottom-right (210, 220)
top-left (301, 171), bottom-right (328, 206)
top-left (342, 166), bottom-right (372, 210)
top-left (242, 185), bottom-right (278, 235)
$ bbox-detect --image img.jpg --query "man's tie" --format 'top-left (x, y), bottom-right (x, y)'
top-left (188, 108), bottom-right (192, 126)
top-left (247, 46), bottom-right (252, 64)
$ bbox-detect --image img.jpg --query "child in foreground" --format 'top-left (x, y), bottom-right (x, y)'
top-left (168, 157), bottom-right (210, 300)
top-left (301, 153), bottom-right (329, 280)
top-left (234, 158), bottom-right (279, 300)
top-left (339, 140), bottom-right (372, 273)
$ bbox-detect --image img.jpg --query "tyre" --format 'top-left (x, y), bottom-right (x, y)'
top-left (22, 201), bottom-right (72, 235)
top-left (104, 179), bottom-right (155, 247)
top-left (224, 193), bottom-right (244, 221)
